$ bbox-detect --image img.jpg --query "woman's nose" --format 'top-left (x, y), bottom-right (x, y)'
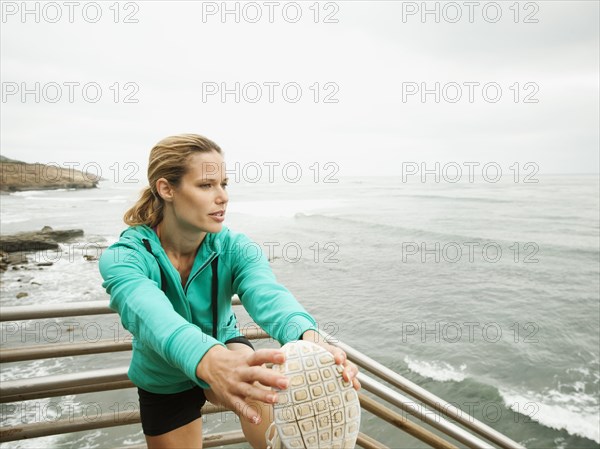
top-left (216, 186), bottom-right (228, 204)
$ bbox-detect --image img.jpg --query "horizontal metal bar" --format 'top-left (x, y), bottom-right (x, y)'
top-left (319, 330), bottom-right (525, 449)
top-left (0, 302), bottom-right (113, 321)
top-left (119, 431), bottom-right (386, 449)
top-left (0, 296), bottom-right (242, 322)
top-left (1, 380), bottom-right (135, 404)
top-left (1, 328), bottom-right (270, 363)
top-left (0, 408), bottom-right (140, 442)
top-left (202, 429), bottom-right (247, 448)
top-left (240, 327), bottom-right (269, 340)
top-left (357, 432), bottom-right (391, 449)
top-left (359, 393), bottom-right (458, 449)
top-left (0, 402), bottom-right (229, 443)
top-left (1, 340), bottom-right (132, 363)
top-left (359, 373), bottom-right (494, 449)
top-left (1, 367), bottom-right (130, 403)
top-left (115, 430), bottom-right (247, 449)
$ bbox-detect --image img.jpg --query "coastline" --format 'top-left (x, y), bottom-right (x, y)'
top-left (0, 156), bottom-right (100, 192)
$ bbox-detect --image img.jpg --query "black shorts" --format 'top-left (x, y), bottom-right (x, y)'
top-left (137, 336), bottom-right (254, 436)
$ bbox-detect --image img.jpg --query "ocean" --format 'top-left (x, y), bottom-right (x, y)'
top-left (0, 175), bottom-right (598, 449)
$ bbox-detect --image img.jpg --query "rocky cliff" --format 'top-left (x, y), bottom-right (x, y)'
top-left (0, 155), bottom-right (99, 192)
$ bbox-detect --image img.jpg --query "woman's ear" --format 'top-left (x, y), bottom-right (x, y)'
top-left (155, 178), bottom-right (174, 202)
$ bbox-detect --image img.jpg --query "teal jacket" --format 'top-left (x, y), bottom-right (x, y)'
top-left (99, 225), bottom-right (318, 393)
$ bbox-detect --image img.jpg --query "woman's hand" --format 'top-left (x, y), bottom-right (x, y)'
top-left (301, 330), bottom-right (361, 391)
top-left (196, 345), bottom-right (289, 425)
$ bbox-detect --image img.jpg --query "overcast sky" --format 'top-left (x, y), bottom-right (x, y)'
top-left (1, 1), bottom-right (598, 179)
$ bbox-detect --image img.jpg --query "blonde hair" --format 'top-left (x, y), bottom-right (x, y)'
top-left (124, 134), bottom-right (223, 227)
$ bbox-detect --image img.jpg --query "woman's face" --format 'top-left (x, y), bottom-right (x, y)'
top-left (169, 150), bottom-right (229, 234)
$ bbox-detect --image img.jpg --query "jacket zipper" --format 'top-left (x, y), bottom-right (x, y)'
top-left (184, 251), bottom-right (217, 295)
top-left (145, 238), bottom-right (218, 322)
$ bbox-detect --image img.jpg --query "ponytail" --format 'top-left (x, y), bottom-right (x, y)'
top-left (123, 186), bottom-right (164, 228)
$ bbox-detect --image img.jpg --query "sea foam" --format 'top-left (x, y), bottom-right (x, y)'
top-left (500, 386), bottom-right (600, 443)
top-left (404, 356), bottom-right (468, 382)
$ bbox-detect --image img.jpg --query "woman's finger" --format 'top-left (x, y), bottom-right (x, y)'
top-left (341, 360), bottom-right (359, 382)
top-left (240, 365), bottom-right (290, 391)
top-left (237, 381), bottom-right (280, 405)
top-left (332, 348), bottom-right (346, 365)
top-left (327, 347), bottom-right (360, 389)
top-left (229, 395), bottom-right (263, 425)
top-left (246, 348), bottom-right (286, 367)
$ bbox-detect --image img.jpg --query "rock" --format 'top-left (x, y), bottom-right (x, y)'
top-left (37, 229), bottom-right (84, 242)
top-left (0, 237), bottom-right (59, 253)
top-left (0, 227), bottom-right (86, 274)
top-left (0, 227), bottom-right (83, 253)
top-left (83, 255), bottom-right (98, 261)
top-left (0, 251), bottom-right (7, 271)
top-left (0, 159), bottom-right (100, 192)
top-left (7, 252), bottom-right (28, 264)
top-left (1, 251), bottom-right (28, 271)
top-left (16, 292), bottom-right (28, 299)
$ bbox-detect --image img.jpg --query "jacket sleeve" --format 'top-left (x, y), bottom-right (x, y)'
top-left (98, 242), bottom-right (224, 389)
top-left (227, 232), bottom-right (319, 345)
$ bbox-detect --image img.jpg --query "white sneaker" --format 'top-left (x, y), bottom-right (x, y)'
top-left (265, 340), bottom-right (361, 449)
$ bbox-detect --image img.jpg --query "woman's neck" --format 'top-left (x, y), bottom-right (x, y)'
top-left (155, 217), bottom-right (206, 258)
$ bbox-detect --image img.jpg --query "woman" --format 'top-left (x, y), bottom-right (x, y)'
top-left (99, 134), bottom-right (360, 449)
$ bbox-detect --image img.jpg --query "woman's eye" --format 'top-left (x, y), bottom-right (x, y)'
top-left (199, 184), bottom-right (211, 189)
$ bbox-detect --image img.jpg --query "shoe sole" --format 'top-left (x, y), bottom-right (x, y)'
top-left (271, 340), bottom-right (361, 449)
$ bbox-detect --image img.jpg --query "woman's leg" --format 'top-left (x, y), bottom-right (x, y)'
top-left (204, 341), bottom-right (274, 449)
top-left (145, 417), bottom-right (203, 449)
top-left (138, 385), bottom-right (207, 449)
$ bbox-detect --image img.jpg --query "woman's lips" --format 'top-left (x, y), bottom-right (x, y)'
top-left (209, 210), bottom-right (225, 222)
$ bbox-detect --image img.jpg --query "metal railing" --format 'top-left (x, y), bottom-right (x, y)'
top-left (323, 331), bottom-right (525, 449)
top-left (0, 299), bottom-right (526, 448)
